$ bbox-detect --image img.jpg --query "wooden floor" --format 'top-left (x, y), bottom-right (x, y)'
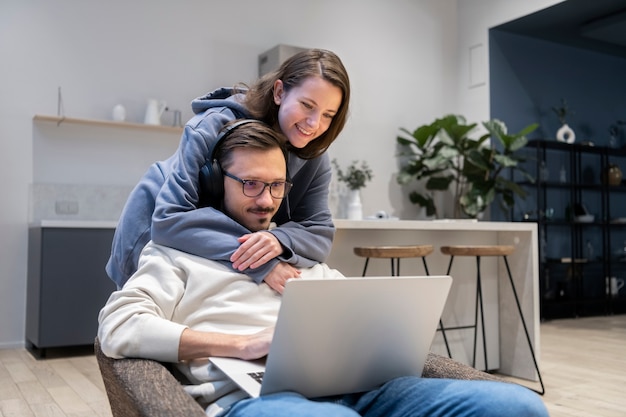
top-left (1, 315), bottom-right (625, 417)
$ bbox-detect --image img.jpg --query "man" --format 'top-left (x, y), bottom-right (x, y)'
top-left (98, 120), bottom-right (548, 417)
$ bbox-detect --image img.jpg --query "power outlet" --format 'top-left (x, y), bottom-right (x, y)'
top-left (55, 200), bottom-right (79, 215)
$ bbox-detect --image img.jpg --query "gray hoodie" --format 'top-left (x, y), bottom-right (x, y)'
top-left (106, 88), bottom-right (335, 288)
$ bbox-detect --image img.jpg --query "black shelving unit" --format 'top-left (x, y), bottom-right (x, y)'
top-left (515, 140), bottom-right (626, 319)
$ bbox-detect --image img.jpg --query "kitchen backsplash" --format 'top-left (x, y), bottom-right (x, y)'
top-left (30, 183), bottom-right (134, 222)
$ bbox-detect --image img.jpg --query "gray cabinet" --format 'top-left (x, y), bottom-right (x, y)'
top-left (26, 226), bottom-right (116, 356)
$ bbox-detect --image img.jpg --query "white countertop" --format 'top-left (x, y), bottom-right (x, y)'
top-left (334, 219), bottom-right (537, 232)
top-left (34, 220), bottom-right (118, 229)
top-left (32, 219), bottom-right (536, 232)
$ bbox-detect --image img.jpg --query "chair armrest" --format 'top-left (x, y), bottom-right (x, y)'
top-left (95, 338), bottom-right (206, 417)
top-left (422, 352), bottom-right (504, 381)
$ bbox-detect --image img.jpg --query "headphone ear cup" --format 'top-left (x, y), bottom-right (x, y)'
top-left (198, 119), bottom-right (258, 207)
top-left (199, 159), bottom-right (224, 207)
top-left (209, 159), bottom-right (224, 203)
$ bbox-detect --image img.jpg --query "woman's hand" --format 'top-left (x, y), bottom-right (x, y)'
top-left (231, 231), bottom-right (283, 271)
top-left (263, 262), bottom-right (301, 294)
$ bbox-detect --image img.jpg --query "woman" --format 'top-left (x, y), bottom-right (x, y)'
top-left (106, 49), bottom-right (350, 293)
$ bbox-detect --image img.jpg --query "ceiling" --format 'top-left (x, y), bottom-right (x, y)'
top-left (492, 0), bottom-right (626, 58)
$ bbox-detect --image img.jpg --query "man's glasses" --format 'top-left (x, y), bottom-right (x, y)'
top-left (223, 170), bottom-right (292, 199)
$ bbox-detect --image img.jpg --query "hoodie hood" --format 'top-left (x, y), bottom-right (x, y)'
top-left (191, 87), bottom-right (250, 118)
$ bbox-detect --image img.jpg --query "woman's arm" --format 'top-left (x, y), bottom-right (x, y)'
top-left (151, 110), bottom-right (271, 274)
top-left (152, 110), bottom-right (335, 284)
top-left (269, 153), bottom-right (336, 266)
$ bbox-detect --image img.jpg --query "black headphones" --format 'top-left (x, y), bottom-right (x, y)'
top-left (199, 119), bottom-right (262, 207)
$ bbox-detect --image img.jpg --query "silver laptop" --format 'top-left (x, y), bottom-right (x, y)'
top-left (210, 275), bottom-right (452, 399)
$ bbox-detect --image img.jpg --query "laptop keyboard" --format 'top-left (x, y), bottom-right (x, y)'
top-left (248, 371), bottom-right (264, 383)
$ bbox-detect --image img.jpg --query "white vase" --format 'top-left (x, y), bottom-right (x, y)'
top-left (347, 189), bottom-right (363, 220)
top-left (556, 123), bottom-right (575, 144)
top-left (112, 104), bottom-right (126, 121)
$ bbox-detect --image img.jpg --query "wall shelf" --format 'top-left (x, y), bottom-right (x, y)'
top-left (516, 139), bottom-right (626, 319)
top-left (33, 114), bottom-right (184, 135)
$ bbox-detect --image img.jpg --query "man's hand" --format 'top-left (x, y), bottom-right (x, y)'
top-left (263, 262), bottom-right (301, 294)
top-left (238, 327), bottom-right (275, 360)
top-left (231, 231), bottom-right (282, 271)
top-left (178, 327), bottom-right (275, 361)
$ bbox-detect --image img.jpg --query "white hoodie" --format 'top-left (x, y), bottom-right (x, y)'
top-left (98, 241), bottom-right (343, 415)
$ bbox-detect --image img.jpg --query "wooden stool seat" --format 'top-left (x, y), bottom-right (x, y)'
top-left (440, 245), bottom-right (515, 257)
top-left (354, 245), bottom-right (434, 259)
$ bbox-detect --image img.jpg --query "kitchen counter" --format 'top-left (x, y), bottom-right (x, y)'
top-left (328, 219), bottom-right (539, 383)
top-left (31, 218), bottom-right (540, 382)
top-left (36, 220), bottom-right (118, 229)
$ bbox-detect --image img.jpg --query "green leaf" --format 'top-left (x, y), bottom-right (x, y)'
top-left (408, 192), bottom-right (437, 217)
top-left (426, 175), bottom-right (453, 191)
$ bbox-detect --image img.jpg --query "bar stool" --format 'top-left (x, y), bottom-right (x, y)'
top-left (439, 244), bottom-right (545, 395)
top-left (353, 245), bottom-right (452, 357)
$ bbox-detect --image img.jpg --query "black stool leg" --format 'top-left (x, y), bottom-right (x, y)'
top-left (445, 256), bottom-right (455, 275)
top-left (475, 256), bottom-right (488, 371)
top-left (426, 257), bottom-right (452, 358)
top-left (503, 256), bottom-right (546, 395)
top-left (421, 257), bottom-right (430, 276)
top-left (361, 258), bottom-right (370, 276)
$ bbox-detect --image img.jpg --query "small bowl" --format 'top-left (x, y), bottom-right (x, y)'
top-left (574, 214), bottom-right (595, 223)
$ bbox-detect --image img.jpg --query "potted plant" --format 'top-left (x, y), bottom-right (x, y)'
top-left (332, 159), bottom-right (373, 219)
top-left (396, 114), bottom-right (537, 219)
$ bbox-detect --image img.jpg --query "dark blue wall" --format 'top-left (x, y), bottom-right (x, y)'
top-left (489, 29), bottom-right (626, 222)
top-left (489, 29), bottom-right (626, 146)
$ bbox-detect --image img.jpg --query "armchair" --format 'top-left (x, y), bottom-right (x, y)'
top-left (95, 338), bottom-right (503, 417)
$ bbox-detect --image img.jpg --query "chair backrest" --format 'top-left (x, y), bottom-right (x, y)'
top-left (94, 338), bottom-right (205, 417)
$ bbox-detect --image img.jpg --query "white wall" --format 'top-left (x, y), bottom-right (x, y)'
top-left (455, 0), bottom-right (565, 124)
top-left (0, 0), bottom-right (562, 348)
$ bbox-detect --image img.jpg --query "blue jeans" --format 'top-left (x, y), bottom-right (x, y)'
top-left (221, 377), bottom-right (549, 417)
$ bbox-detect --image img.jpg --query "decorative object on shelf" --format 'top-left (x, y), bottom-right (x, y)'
top-left (559, 164), bottom-right (567, 183)
top-left (608, 124), bottom-right (621, 148)
top-left (585, 239), bottom-right (594, 261)
top-left (332, 159), bottom-right (373, 220)
top-left (602, 163), bottom-right (623, 186)
top-left (607, 276), bottom-right (624, 297)
top-left (573, 214), bottom-right (594, 223)
top-left (172, 109), bottom-right (182, 127)
top-left (396, 114), bottom-right (538, 219)
top-left (57, 86), bottom-right (65, 119)
top-left (567, 202), bottom-right (594, 223)
top-left (539, 160), bottom-right (549, 182)
top-left (112, 104), bottom-right (126, 121)
top-left (552, 98), bottom-right (575, 144)
top-left (144, 99), bottom-right (167, 125)
top-left (556, 124), bottom-right (575, 144)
